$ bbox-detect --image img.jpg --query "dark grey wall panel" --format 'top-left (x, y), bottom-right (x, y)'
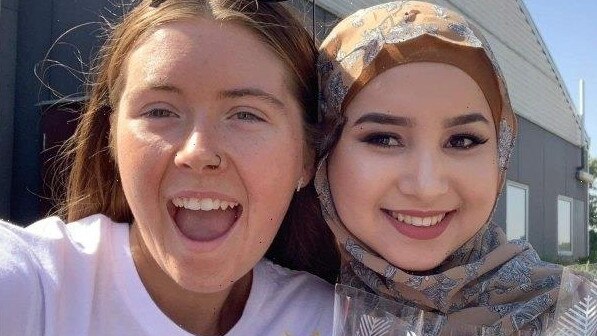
top-left (11, 0), bottom-right (53, 224)
top-left (573, 199), bottom-right (586, 259)
top-left (496, 116), bottom-right (588, 260)
top-left (519, 118), bottom-right (546, 255)
top-left (0, 0), bottom-right (19, 220)
top-left (47, 0), bottom-right (117, 98)
top-left (289, 0), bottom-right (339, 41)
top-left (11, 0), bottom-right (116, 224)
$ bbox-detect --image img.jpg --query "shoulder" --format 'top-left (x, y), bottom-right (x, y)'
top-left (0, 213), bottom-right (125, 278)
top-left (257, 259), bottom-right (334, 301)
top-left (239, 259), bottom-right (334, 335)
top-left (0, 219), bottom-right (45, 335)
top-left (0, 213), bottom-right (127, 281)
top-left (0, 215), bottom-right (130, 335)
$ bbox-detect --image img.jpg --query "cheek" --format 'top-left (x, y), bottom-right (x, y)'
top-left (455, 149), bottom-right (499, 221)
top-left (115, 119), bottom-right (173, 210)
top-left (228, 126), bottom-right (304, 222)
top-left (328, 140), bottom-right (389, 228)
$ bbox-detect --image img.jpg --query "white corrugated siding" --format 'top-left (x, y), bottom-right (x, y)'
top-left (317, 0), bottom-right (583, 146)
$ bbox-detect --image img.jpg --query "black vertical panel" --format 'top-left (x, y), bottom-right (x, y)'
top-left (11, 0), bottom-right (116, 224)
top-left (11, 0), bottom-right (53, 225)
top-left (0, 0), bottom-right (19, 220)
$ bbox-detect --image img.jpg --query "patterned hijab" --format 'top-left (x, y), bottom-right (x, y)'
top-left (315, 2), bottom-right (562, 334)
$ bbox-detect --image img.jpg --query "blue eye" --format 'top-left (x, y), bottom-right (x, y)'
top-left (233, 111), bottom-right (265, 122)
top-left (446, 133), bottom-right (488, 149)
top-left (143, 108), bottom-right (178, 118)
top-left (362, 133), bottom-right (403, 148)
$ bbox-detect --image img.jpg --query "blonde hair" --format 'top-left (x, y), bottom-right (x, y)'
top-left (59, 0), bottom-right (318, 223)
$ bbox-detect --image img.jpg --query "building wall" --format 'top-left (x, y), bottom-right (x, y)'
top-left (9, 0), bottom-right (114, 224)
top-left (493, 116), bottom-right (588, 260)
top-left (0, 0), bottom-right (19, 220)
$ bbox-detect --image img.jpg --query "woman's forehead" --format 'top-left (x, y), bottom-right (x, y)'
top-left (346, 62), bottom-right (494, 122)
top-left (122, 19), bottom-right (288, 98)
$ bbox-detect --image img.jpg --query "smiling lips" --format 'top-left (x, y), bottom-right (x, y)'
top-left (389, 211), bottom-right (446, 227)
top-left (172, 196), bottom-right (241, 243)
top-left (385, 210), bottom-right (454, 240)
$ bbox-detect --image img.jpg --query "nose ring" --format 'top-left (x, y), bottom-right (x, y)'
top-left (212, 154), bottom-right (222, 169)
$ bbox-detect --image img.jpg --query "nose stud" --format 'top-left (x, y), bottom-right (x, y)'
top-left (208, 154), bottom-right (222, 170)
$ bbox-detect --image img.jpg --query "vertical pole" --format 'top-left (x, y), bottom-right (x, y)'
top-left (580, 79), bottom-right (590, 257)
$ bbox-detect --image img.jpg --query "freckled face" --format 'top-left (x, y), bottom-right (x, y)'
top-left (114, 19), bottom-right (309, 292)
top-left (327, 62), bottom-right (498, 271)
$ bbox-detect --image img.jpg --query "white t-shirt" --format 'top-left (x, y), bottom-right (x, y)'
top-left (0, 214), bottom-right (333, 336)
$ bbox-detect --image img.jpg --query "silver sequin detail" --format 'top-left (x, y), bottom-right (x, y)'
top-left (386, 22), bottom-right (439, 43)
top-left (351, 8), bottom-right (366, 28)
top-left (346, 238), bottom-right (366, 262)
top-left (362, 30), bottom-right (384, 65)
top-left (383, 265), bottom-right (398, 279)
top-left (327, 72), bottom-right (349, 114)
top-left (434, 4), bottom-right (448, 19)
top-left (448, 22), bottom-right (483, 48)
top-left (498, 119), bottom-right (515, 170)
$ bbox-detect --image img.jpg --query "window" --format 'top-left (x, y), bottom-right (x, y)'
top-left (557, 196), bottom-right (573, 255)
top-left (506, 181), bottom-right (529, 241)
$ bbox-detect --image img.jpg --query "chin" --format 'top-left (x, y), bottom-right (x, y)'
top-left (164, 257), bottom-right (241, 292)
top-left (386, 253), bottom-right (446, 273)
top-left (176, 269), bottom-right (241, 293)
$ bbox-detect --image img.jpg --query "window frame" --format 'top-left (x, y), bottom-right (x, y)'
top-left (505, 180), bottom-right (529, 241)
top-left (557, 195), bottom-right (574, 256)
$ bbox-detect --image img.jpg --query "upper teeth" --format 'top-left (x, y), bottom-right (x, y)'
top-left (391, 212), bottom-right (446, 227)
top-left (172, 197), bottom-right (238, 211)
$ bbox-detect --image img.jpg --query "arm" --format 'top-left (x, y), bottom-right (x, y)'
top-left (0, 221), bottom-right (44, 336)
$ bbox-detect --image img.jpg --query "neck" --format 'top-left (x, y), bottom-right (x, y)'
top-left (129, 225), bottom-right (252, 336)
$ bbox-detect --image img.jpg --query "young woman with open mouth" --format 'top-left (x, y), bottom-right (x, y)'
top-left (0, 0), bottom-right (337, 335)
top-left (316, 1), bottom-right (563, 334)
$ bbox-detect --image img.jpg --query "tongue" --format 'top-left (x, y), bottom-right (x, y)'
top-left (174, 208), bottom-right (237, 241)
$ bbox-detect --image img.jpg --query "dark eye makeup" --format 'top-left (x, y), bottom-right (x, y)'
top-left (361, 133), bottom-right (404, 148)
top-left (360, 132), bottom-right (489, 150)
top-left (445, 133), bottom-right (489, 149)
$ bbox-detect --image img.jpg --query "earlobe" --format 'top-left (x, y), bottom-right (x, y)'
top-left (296, 177), bottom-right (304, 192)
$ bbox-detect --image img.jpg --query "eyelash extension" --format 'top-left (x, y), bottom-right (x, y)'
top-left (447, 133), bottom-right (489, 149)
top-left (361, 132), bottom-right (404, 148)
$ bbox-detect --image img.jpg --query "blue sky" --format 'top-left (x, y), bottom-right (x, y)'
top-left (523, 1), bottom-right (597, 158)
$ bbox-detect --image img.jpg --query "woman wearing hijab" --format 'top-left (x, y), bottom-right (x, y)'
top-left (0, 1), bottom-right (336, 335)
top-left (316, 1), bottom-right (564, 334)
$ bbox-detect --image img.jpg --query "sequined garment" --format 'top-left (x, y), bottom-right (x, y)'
top-left (315, 2), bottom-right (562, 335)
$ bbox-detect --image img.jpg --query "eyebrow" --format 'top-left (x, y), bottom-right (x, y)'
top-left (219, 88), bottom-right (286, 109)
top-left (443, 113), bottom-right (490, 128)
top-left (353, 112), bottom-right (414, 127)
top-left (145, 83), bottom-right (183, 95)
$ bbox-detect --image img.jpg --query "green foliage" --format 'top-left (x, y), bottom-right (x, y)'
top-left (589, 231), bottom-right (597, 262)
top-left (591, 194), bottom-right (597, 228)
top-left (590, 158), bottom-right (597, 178)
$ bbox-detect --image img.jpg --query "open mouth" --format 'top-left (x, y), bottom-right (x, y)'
top-left (169, 197), bottom-right (242, 242)
top-left (382, 209), bottom-right (456, 240)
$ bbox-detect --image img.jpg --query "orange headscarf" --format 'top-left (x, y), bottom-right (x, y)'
top-left (315, 2), bottom-right (561, 334)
